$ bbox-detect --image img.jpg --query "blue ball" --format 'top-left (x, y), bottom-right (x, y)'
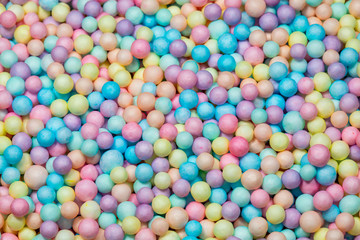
top-left (241, 12), bottom-right (255, 27)
top-left (165, 29), bottom-right (181, 42)
top-left (4, 145), bottom-right (23, 165)
top-left (251, 108), bottom-right (268, 124)
top-left (218, 54), bottom-right (236, 72)
top-left (179, 162), bottom-right (199, 181)
top-left (240, 153), bottom-right (261, 172)
top-left (37, 128), bottom-right (56, 148)
top-left (299, 164), bottom-right (317, 181)
top-left (191, 45), bottom-right (210, 63)
top-left (1, 167), bottom-right (20, 184)
top-left (306, 40), bottom-right (325, 58)
top-left (214, 103), bottom-right (236, 120)
top-left (155, 8), bottom-right (171, 26)
top-left (316, 165), bottom-right (336, 186)
top-left (107, 116), bottom-right (126, 135)
top-left (102, 81), bottom-right (120, 100)
top-left (142, 15), bottom-right (157, 28)
top-left (241, 204), bottom-right (262, 223)
top-left (38, 88), bottom-right (55, 106)
top-left (135, 163), bottom-right (153, 183)
top-left (209, 188), bottom-right (227, 205)
top-left (40, 203), bottom-right (61, 222)
top-left (153, 37), bottom-right (170, 56)
top-left (291, 15), bottom-right (309, 32)
top-left (340, 47), bottom-right (359, 67)
top-left (176, 131), bottom-right (194, 149)
top-left (46, 117), bottom-right (65, 132)
top-left (100, 150), bottom-right (124, 174)
top-left (111, 136), bottom-right (128, 153)
top-left (12, 95), bottom-right (33, 116)
top-left (6, 76), bottom-right (25, 96)
top-left (39, 0), bottom-right (58, 11)
top-left (269, 62), bottom-right (288, 81)
top-left (230, 187), bottom-right (250, 207)
top-left (234, 24), bottom-right (250, 40)
top-left (155, 97), bottom-right (172, 115)
top-left (174, 107), bottom-right (191, 124)
top-left (46, 173), bottom-right (64, 190)
top-left (56, 127), bottom-right (72, 144)
top-left (80, 139), bottom-right (99, 157)
top-left (218, 33), bottom-right (238, 54)
top-left (202, 122), bottom-right (220, 141)
top-left (37, 186), bottom-right (56, 204)
top-left (266, 94), bottom-right (286, 110)
top-left (182, 60), bottom-right (199, 73)
top-left (306, 24), bottom-right (325, 41)
top-left (322, 204), bottom-right (340, 222)
top-left (141, 82), bottom-right (157, 95)
top-left (0, 156), bottom-right (9, 174)
top-left (185, 220), bottom-right (202, 237)
top-left (339, 195), bottom-right (360, 215)
top-left (282, 111), bottom-right (305, 134)
top-left (96, 174), bottom-right (115, 194)
top-left (179, 89), bottom-right (199, 109)
top-left (295, 194), bottom-right (314, 213)
top-left (262, 174), bottom-right (282, 194)
top-left (151, 26), bottom-right (166, 38)
top-left (125, 146), bottom-right (141, 164)
top-left (329, 80), bottom-right (349, 100)
top-left (87, 91), bottom-right (105, 109)
top-left (197, 102), bottom-right (215, 120)
top-left (228, 87), bottom-right (242, 105)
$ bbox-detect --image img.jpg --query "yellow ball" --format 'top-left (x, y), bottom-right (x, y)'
top-left (205, 203), bottom-right (222, 221)
top-left (236, 61), bottom-right (253, 79)
top-left (222, 163), bottom-right (242, 183)
top-left (68, 94), bottom-right (89, 116)
top-left (338, 160), bottom-right (359, 178)
top-left (18, 227), bottom-right (36, 240)
top-left (154, 139), bottom-right (172, 157)
top-left (136, 26), bottom-right (154, 42)
top-left (294, 149), bottom-right (307, 165)
top-left (338, 27), bottom-right (356, 43)
top-left (154, 172), bottom-right (171, 190)
top-left (313, 72), bottom-right (332, 92)
top-left (307, 117), bottom-right (326, 134)
top-left (310, 133), bottom-right (331, 149)
top-left (159, 231), bottom-right (181, 240)
top-left (50, 99), bottom-right (68, 118)
top-left (9, 181), bottom-right (29, 198)
top-left (0, 136), bottom-right (12, 154)
top-left (114, 70), bottom-right (132, 87)
top-left (0, 72), bottom-right (11, 86)
top-left (346, 39), bottom-right (360, 52)
top-left (212, 137), bottom-right (229, 155)
top-left (0, 122), bottom-right (5, 136)
top-left (152, 195), bottom-right (171, 214)
top-left (235, 125), bottom-right (254, 142)
top-left (98, 15), bottom-right (117, 33)
top-left (23, 1), bottom-right (37, 13)
top-left (316, 98), bottom-right (334, 118)
top-left (80, 63), bottom-right (99, 81)
top-left (187, 11), bottom-right (206, 28)
top-left (349, 217), bottom-right (360, 236)
top-left (305, 90), bottom-right (323, 104)
top-left (330, 140), bottom-right (350, 160)
top-left (169, 149), bottom-right (187, 168)
top-left (349, 111), bottom-right (360, 128)
top-left (4, 116), bottom-right (23, 135)
top-left (122, 216), bottom-right (141, 235)
top-left (181, 37), bottom-right (195, 57)
top-left (15, 153), bottom-right (32, 174)
top-left (6, 214), bottom-right (25, 231)
top-left (57, 186), bottom-right (76, 204)
top-left (288, 31), bottom-right (308, 47)
top-left (143, 53), bottom-right (160, 67)
top-left (253, 64), bottom-right (270, 81)
top-left (38, 6), bottom-right (50, 20)
top-left (340, 14), bottom-right (356, 28)
top-left (14, 25), bottom-right (31, 44)
top-left (8, 4), bottom-right (24, 21)
top-left (80, 200), bottom-right (101, 219)
top-left (55, 230), bottom-right (75, 240)
top-left (74, 35), bottom-right (94, 55)
top-left (205, 39), bottom-right (219, 55)
top-left (108, 63), bottom-right (125, 79)
top-left (54, 74), bottom-right (74, 94)
top-left (266, 205), bottom-right (285, 224)
top-left (52, 3), bottom-right (70, 23)
top-left (110, 167), bottom-right (128, 184)
top-left (213, 220), bottom-right (234, 240)
top-left (191, 181), bottom-right (211, 202)
top-left (313, 228), bottom-right (328, 240)
top-left (269, 132), bottom-right (289, 152)
top-left (64, 169), bottom-right (80, 187)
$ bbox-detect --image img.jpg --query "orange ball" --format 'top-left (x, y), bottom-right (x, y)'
top-left (27, 39), bottom-right (44, 56)
top-left (335, 212), bottom-right (355, 232)
top-left (308, 16), bottom-right (322, 26)
top-left (93, 77), bottom-right (108, 92)
top-left (156, 81), bottom-right (176, 99)
top-left (75, 77), bottom-right (94, 95)
top-left (273, 190), bottom-right (294, 209)
top-left (249, 30), bottom-right (267, 47)
top-left (147, 110), bottom-right (165, 128)
top-left (47, 62), bottom-right (65, 79)
top-left (257, 80), bottom-right (274, 98)
top-left (180, 3), bottom-right (197, 17)
top-left (267, 232), bottom-right (286, 240)
top-left (61, 201), bottom-right (79, 219)
top-left (200, 219), bottom-right (215, 239)
top-left (108, 49), bottom-right (120, 64)
top-left (330, 111), bottom-right (348, 128)
top-left (137, 92), bottom-right (156, 111)
top-left (170, 15), bottom-right (187, 32)
top-left (144, 66), bottom-right (164, 85)
top-left (56, 23), bottom-right (73, 38)
top-left (26, 213), bottom-right (42, 230)
top-left (117, 49), bottom-right (133, 66)
top-left (279, 45), bottom-right (291, 59)
top-left (289, 0), bottom-right (306, 10)
top-left (323, 18), bottom-right (340, 36)
top-left (254, 123), bottom-right (272, 142)
top-left (261, 156), bottom-right (280, 174)
top-left (325, 229), bottom-right (345, 240)
top-left (0, 214), bottom-right (3, 229)
top-left (26, 118), bottom-right (44, 137)
top-left (249, 138), bottom-right (265, 153)
top-left (111, 183), bottom-right (132, 202)
top-left (100, 33), bottom-right (118, 51)
top-left (241, 169), bottom-right (263, 190)
top-left (349, 0), bottom-right (360, 18)
top-left (123, 105), bottom-right (142, 123)
top-left (128, 79), bottom-right (144, 96)
top-left (126, 165), bottom-right (137, 182)
top-left (117, 92), bottom-right (133, 108)
top-left (245, 0), bottom-right (266, 18)
top-left (271, 28), bottom-right (289, 46)
top-left (46, 24), bottom-right (57, 36)
top-left (196, 153), bottom-right (215, 171)
top-left (277, 151), bottom-right (294, 170)
top-left (151, 218), bottom-right (169, 236)
top-left (240, 78), bottom-right (257, 88)
top-left (168, 168), bottom-right (181, 186)
top-left (72, 216), bottom-right (83, 233)
top-left (249, 217), bottom-right (268, 238)
top-left (323, 50), bottom-right (340, 66)
top-left (217, 72), bottom-right (235, 90)
top-left (315, 3), bottom-right (332, 20)
top-left (165, 207), bottom-right (189, 230)
top-left (140, 0), bottom-right (159, 15)
top-left (68, 150), bottom-right (86, 169)
top-left (302, 5), bottom-right (315, 17)
top-left (299, 211), bottom-right (324, 233)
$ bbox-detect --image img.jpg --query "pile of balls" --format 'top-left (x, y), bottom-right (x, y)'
top-left (1, 0), bottom-right (360, 239)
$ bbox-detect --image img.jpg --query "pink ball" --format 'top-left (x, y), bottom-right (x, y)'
top-left (298, 77), bottom-right (314, 94)
top-left (0, 90), bottom-right (13, 109)
top-left (86, 111), bottom-right (105, 128)
top-left (185, 202), bottom-right (205, 221)
top-left (47, 142), bottom-right (67, 157)
top-left (229, 136), bottom-right (249, 157)
top-left (341, 127), bottom-right (359, 146)
top-left (75, 180), bottom-right (98, 202)
top-left (326, 184), bottom-right (344, 202)
top-left (1, 233), bottom-right (19, 240)
top-left (79, 218), bottom-right (99, 239)
top-left (171, 94), bottom-right (181, 109)
top-left (30, 22), bottom-right (47, 39)
top-left (131, 39), bottom-right (150, 59)
top-left (299, 102), bottom-right (318, 121)
top-left (12, 43), bottom-right (29, 62)
top-left (122, 122), bottom-right (142, 142)
top-left (81, 122), bottom-right (99, 140)
top-left (128, 193), bottom-right (139, 206)
top-left (177, 70), bottom-right (198, 89)
top-left (219, 114), bottom-right (238, 134)
top-left (0, 195), bottom-right (14, 214)
top-left (10, 198), bottom-right (29, 217)
top-left (24, 12), bottom-right (39, 25)
top-left (225, 0), bottom-right (242, 7)
top-left (159, 123), bottom-right (178, 141)
top-left (0, 11), bottom-right (17, 28)
top-left (251, 189), bottom-right (270, 208)
top-left (82, 55), bottom-right (99, 66)
top-left (25, 76), bottom-right (42, 93)
top-left (313, 190), bottom-right (333, 211)
top-left (342, 176), bottom-right (360, 195)
top-left (30, 105), bottom-right (52, 124)
top-left (191, 25), bottom-right (210, 44)
top-left (219, 153), bottom-right (239, 169)
top-left (0, 38), bottom-right (11, 54)
top-left (300, 178), bottom-right (320, 195)
top-left (308, 144), bottom-right (330, 167)
top-left (325, 127), bottom-right (341, 142)
top-left (241, 84), bottom-right (259, 101)
top-left (135, 228), bottom-right (156, 240)
top-left (244, 47), bottom-right (265, 65)
top-left (185, 117), bottom-right (203, 137)
top-left (56, 37), bottom-right (74, 53)
top-left (80, 164), bottom-right (99, 181)
top-left (348, 78), bottom-right (360, 96)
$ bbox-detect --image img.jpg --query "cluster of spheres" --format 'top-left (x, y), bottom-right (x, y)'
top-left (1, 0), bottom-right (360, 239)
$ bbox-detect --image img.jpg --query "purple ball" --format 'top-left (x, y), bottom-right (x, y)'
top-left (100, 195), bottom-right (118, 212)
top-left (290, 43), bottom-right (307, 60)
top-left (116, 19), bottom-right (134, 36)
top-left (151, 157), bottom-right (170, 173)
top-left (196, 70), bottom-right (213, 90)
top-left (135, 204), bottom-right (154, 222)
top-left (283, 208), bottom-right (300, 229)
top-left (221, 201), bottom-right (241, 221)
top-left (66, 10), bottom-right (84, 29)
top-left (285, 95), bottom-right (305, 112)
top-left (100, 100), bottom-right (118, 118)
top-left (137, 187), bottom-right (155, 204)
top-left (192, 137), bottom-right (211, 155)
top-left (323, 36), bottom-right (342, 51)
top-left (165, 65), bottom-right (181, 83)
top-left (135, 141), bottom-right (154, 160)
top-left (226, 236), bottom-right (241, 240)
top-left (206, 169), bottom-right (224, 188)
top-left (204, 3), bottom-right (222, 21)
top-left (328, 62), bottom-right (346, 80)
top-left (265, 0), bottom-right (280, 6)
top-left (117, 0), bottom-right (134, 16)
top-left (10, 62), bottom-right (31, 80)
top-left (281, 169), bottom-right (301, 189)
top-left (53, 155), bottom-right (73, 175)
top-left (350, 145), bottom-right (360, 162)
top-left (237, 40), bottom-right (251, 55)
top-left (51, 46), bottom-right (68, 63)
top-left (0, 25), bottom-right (15, 39)
top-left (40, 221), bottom-right (59, 239)
top-left (96, 131), bottom-right (114, 150)
top-left (266, 105), bottom-right (284, 124)
top-left (277, 4), bottom-right (296, 24)
top-left (208, 54), bottom-right (222, 68)
top-left (12, 132), bottom-right (32, 152)
top-left (30, 146), bottom-right (49, 165)
top-left (340, 93), bottom-right (359, 113)
top-left (172, 179), bottom-right (190, 198)
top-left (210, 87), bottom-right (228, 105)
top-left (306, 59), bottom-right (325, 77)
top-left (259, 12), bottom-right (278, 32)
top-left (84, 0), bottom-right (101, 17)
top-left (91, 30), bottom-right (103, 45)
top-left (105, 224), bottom-right (125, 240)
top-left (64, 114), bottom-right (81, 131)
top-left (292, 130), bottom-right (310, 149)
top-left (169, 39), bottom-right (187, 58)
top-left (152, 186), bottom-right (170, 197)
top-left (223, 7), bottom-right (242, 26)
top-left (236, 100), bottom-right (255, 121)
